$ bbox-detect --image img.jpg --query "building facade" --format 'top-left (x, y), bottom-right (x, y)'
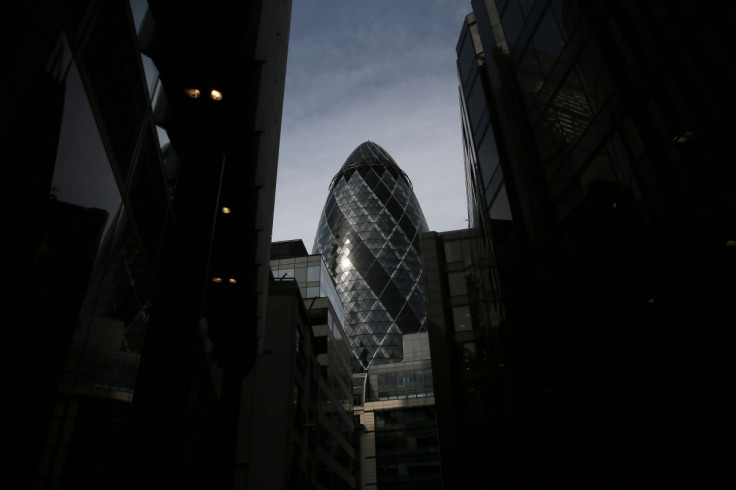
top-left (458, 1), bottom-right (736, 486)
top-left (270, 240), bottom-right (357, 490)
top-left (237, 277), bottom-right (321, 489)
top-left (353, 333), bottom-right (441, 490)
top-left (1, 1), bottom-right (291, 488)
top-left (313, 142), bottom-right (429, 369)
top-left (420, 229), bottom-right (508, 488)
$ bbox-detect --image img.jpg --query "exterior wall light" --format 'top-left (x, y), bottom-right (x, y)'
top-left (221, 207), bottom-right (231, 214)
top-left (212, 277), bottom-right (222, 283)
top-left (210, 89), bottom-right (223, 101)
top-left (185, 88), bottom-right (201, 98)
top-left (228, 278), bottom-right (237, 284)
top-left (673, 130), bottom-right (693, 143)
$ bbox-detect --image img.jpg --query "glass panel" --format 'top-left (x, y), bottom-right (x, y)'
top-left (453, 305), bottom-right (471, 331)
top-left (406, 371), bottom-right (415, 388)
top-left (140, 53), bottom-right (159, 96)
top-left (307, 265), bottom-right (320, 282)
top-left (52, 61), bottom-right (121, 237)
top-left (447, 272), bottom-right (467, 296)
top-left (444, 240), bottom-right (462, 263)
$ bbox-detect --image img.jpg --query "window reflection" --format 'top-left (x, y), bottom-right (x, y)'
top-left (453, 305), bottom-right (472, 332)
top-left (52, 61), bottom-right (122, 238)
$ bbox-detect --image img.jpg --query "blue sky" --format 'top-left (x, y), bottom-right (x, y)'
top-left (272, 0), bottom-right (473, 249)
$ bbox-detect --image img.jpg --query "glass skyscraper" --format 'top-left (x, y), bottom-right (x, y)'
top-left (313, 141), bottom-right (429, 369)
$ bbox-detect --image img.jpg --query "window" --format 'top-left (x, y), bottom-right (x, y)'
top-left (447, 272), bottom-right (467, 296)
top-left (307, 265), bottom-right (320, 282)
top-left (452, 305), bottom-right (472, 331)
top-left (444, 240), bottom-right (462, 263)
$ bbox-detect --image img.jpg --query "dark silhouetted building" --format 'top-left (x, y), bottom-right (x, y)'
top-left (1, 1), bottom-right (291, 488)
top-left (458, 1), bottom-right (735, 487)
top-left (313, 142), bottom-right (429, 369)
top-left (269, 240), bottom-right (357, 490)
top-left (237, 276), bottom-right (321, 489)
top-left (421, 229), bottom-right (507, 489)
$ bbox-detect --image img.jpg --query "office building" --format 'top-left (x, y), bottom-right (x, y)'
top-left (458, 1), bottom-right (735, 486)
top-left (421, 229), bottom-right (507, 488)
top-left (313, 141), bottom-right (429, 369)
top-left (269, 240), bottom-right (357, 490)
top-left (353, 332), bottom-right (441, 490)
top-left (237, 276), bottom-right (321, 489)
top-left (1, 1), bottom-right (291, 488)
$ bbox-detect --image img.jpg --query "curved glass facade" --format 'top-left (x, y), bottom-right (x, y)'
top-left (313, 142), bottom-right (429, 369)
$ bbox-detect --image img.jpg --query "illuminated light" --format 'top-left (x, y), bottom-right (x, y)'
top-left (185, 88), bottom-right (201, 98)
top-left (228, 278), bottom-right (237, 284)
top-left (210, 89), bottom-right (223, 101)
top-left (673, 130), bottom-right (694, 143)
top-left (726, 240), bottom-right (736, 247)
top-left (647, 298), bottom-right (655, 303)
top-left (211, 277), bottom-right (222, 283)
top-left (221, 207), bottom-right (231, 214)
top-left (612, 203), bottom-right (617, 208)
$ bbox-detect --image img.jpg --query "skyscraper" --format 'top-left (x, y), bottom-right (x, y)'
top-left (313, 141), bottom-right (429, 369)
top-left (2, 1), bottom-right (292, 487)
top-left (457, 1), bottom-right (735, 485)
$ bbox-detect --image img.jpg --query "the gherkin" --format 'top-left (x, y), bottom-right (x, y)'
top-left (313, 141), bottom-right (429, 369)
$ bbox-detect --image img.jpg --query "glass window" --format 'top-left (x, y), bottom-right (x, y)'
top-left (306, 286), bottom-right (320, 298)
top-left (447, 272), bottom-right (467, 296)
top-left (396, 372), bottom-right (405, 389)
top-left (532, 7), bottom-right (566, 58)
top-left (453, 306), bottom-right (472, 331)
top-left (52, 61), bottom-right (121, 236)
top-left (500, 0), bottom-right (526, 47)
top-left (490, 184), bottom-right (513, 220)
top-left (444, 241), bottom-right (462, 263)
top-left (307, 265), bottom-right (320, 282)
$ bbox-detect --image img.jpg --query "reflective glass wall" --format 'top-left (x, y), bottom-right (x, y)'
top-left (2, 1), bottom-right (173, 486)
top-left (313, 142), bottom-right (429, 369)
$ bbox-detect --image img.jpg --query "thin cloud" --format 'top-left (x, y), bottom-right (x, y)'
top-left (274, 1), bottom-right (472, 249)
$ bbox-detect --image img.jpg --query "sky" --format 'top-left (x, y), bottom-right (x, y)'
top-left (272, 0), bottom-right (473, 250)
